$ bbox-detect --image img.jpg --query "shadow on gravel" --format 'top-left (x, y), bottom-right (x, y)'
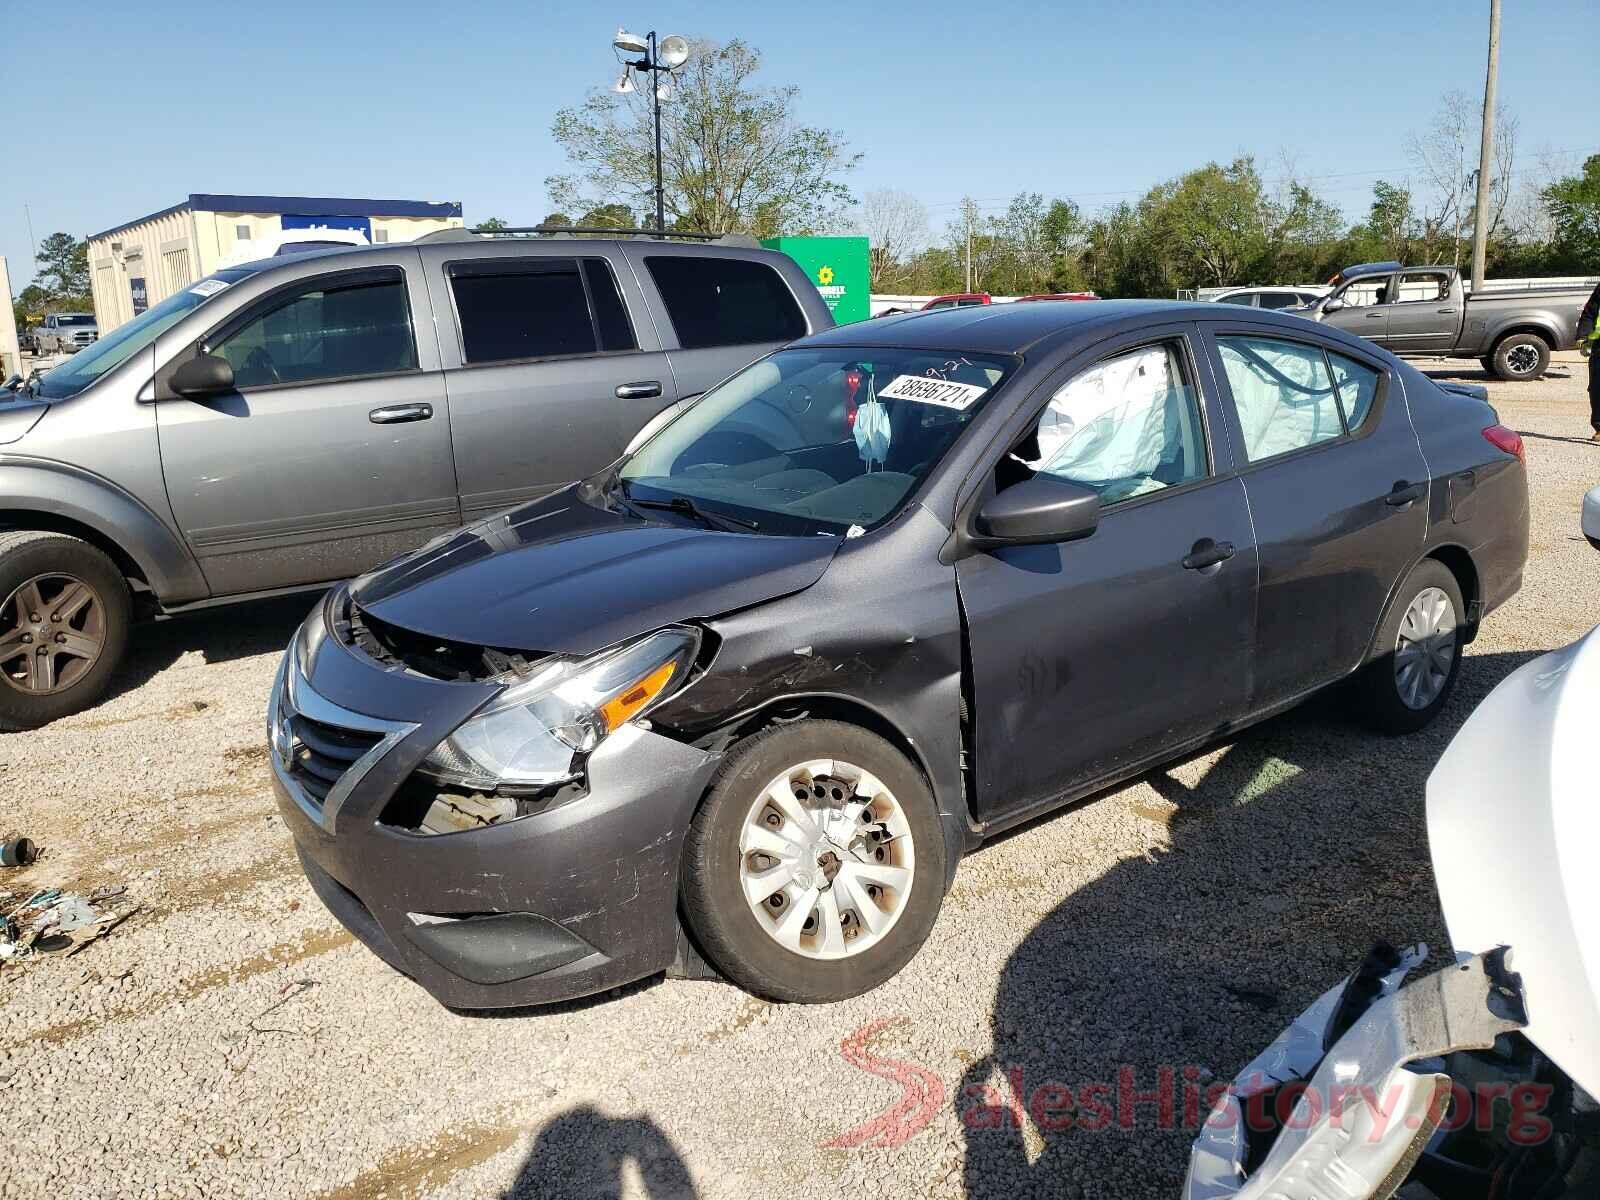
top-left (501, 1106), bottom-right (697, 1199)
top-left (102, 589), bottom-right (325, 705)
top-left (959, 649), bottom-right (1541, 1200)
top-left (1515, 429), bottom-right (1600, 447)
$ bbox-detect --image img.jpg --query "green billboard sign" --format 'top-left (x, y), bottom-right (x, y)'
top-left (760, 235), bottom-right (870, 324)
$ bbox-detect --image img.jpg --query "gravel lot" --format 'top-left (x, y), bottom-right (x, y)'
top-left (2, 353), bottom-right (1596, 1200)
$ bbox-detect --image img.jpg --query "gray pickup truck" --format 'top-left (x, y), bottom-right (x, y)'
top-left (0, 233), bottom-right (832, 727)
top-left (1304, 261), bottom-right (1592, 380)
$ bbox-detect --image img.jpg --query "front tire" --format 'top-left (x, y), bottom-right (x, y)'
top-left (1490, 332), bottom-right (1551, 381)
top-left (681, 719), bottom-right (947, 1003)
top-left (0, 532), bottom-right (131, 729)
top-left (1355, 559), bottom-right (1464, 735)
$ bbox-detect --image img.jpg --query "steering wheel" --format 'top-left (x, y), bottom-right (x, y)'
top-left (242, 347), bottom-right (281, 386)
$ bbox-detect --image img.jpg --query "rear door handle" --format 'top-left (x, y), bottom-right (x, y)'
top-left (369, 403), bottom-right (433, 424)
top-left (1182, 538), bottom-right (1235, 571)
top-left (1385, 482), bottom-right (1425, 507)
top-left (615, 381), bottom-right (663, 400)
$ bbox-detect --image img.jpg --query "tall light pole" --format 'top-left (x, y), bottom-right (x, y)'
top-left (612, 28), bottom-right (690, 234)
top-left (1470, 0), bottom-right (1501, 292)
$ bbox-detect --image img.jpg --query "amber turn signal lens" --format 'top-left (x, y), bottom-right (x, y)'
top-left (598, 659), bottom-right (678, 733)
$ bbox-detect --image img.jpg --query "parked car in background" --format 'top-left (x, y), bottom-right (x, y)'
top-left (921, 292), bottom-right (992, 310)
top-left (269, 299), bottom-right (1526, 1010)
top-left (33, 312), bottom-right (98, 354)
top-left (0, 234), bottom-right (832, 728)
top-left (1186, 487), bottom-right (1600, 1200)
top-left (1305, 261), bottom-right (1593, 380)
top-left (1209, 285), bottom-right (1328, 309)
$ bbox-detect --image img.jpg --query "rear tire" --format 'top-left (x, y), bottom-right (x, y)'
top-left (681, 719), bottom-right (947, 1003)
top-left (1489, 333), bottom-right (1551, 381)
top-left (1355, 559), bottom-right (1464, 735)
top-left (0, 532), bottom-right (131, 730)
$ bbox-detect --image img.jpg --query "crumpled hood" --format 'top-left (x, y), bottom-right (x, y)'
top-left (350, 487), bottom-right (839, 657)
top-left (1426, 623), bottom-right (1600, 1098)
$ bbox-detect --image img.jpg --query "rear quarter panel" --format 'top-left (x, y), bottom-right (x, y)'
top-left (1402, 362), bottom-right (1529, 621)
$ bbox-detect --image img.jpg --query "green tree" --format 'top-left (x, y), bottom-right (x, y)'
top-left (549, 38), bottom-right (860, 237)
top-left (475, 216), bottom-right (510, 231)
top-left (1542, 154), bottom-right (1600, 272)
top-left (32, 232), bottom-right (90, 301)
top-left (577, 203), bottom-right (636, 230)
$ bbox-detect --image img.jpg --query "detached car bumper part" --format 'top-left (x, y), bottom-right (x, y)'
top-left (269, 599), bottom-right (721, 1008)
top-left (1185, 945), bottom-right (1528, 1200)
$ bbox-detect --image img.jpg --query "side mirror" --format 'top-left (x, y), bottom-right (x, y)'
top-left (170, 352), bottom-right (235, 399)
top-left (1584, 485), bottom-right (1600, 552)
top-left (974, 475), bottom-right (1101, 547)
top-left (1321, 297), bottom-right (1345, 314)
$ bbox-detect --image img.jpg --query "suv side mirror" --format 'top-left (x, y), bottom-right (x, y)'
top-left (974, 475), bottom-right (1101, 547)
top-left (170, 352), bottom-right (235, 399)
top-left (1321, 297), bottom-right (1345, 314)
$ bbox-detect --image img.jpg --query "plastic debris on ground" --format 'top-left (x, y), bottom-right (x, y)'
top-left (0, 884), bottom-right (137, 966)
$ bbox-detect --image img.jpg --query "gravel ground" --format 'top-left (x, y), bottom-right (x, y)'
top-left (2, 353), bottom-right (1596, 1200)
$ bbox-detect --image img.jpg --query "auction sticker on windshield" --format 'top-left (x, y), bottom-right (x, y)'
top-left (877, 375), bottom-right (989, 411)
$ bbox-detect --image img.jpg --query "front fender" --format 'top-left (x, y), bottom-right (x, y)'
top-left (0, 457), bottom-right (208, 603)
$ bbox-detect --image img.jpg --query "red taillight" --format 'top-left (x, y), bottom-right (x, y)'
top-left (1482, 424), bottom-right (1524, 464)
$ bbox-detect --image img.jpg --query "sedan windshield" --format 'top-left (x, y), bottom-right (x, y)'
top-left (31, 269), bottom-right (256, 400)
top-left (619, 346), bottom-right (1016, 535)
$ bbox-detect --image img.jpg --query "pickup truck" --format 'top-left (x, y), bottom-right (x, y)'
top-left (1304, 261), bottom-right (1592, 381)
top-left (0, 234), bottom-right (832, 727)
top-left (32, 312), bottom-right (99, 355)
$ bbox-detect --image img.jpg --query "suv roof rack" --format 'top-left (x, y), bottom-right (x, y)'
top-left (415, 225), bottom-right (761, 248)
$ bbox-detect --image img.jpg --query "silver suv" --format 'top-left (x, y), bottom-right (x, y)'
top-left (0, 234), bottom-right (833, 726)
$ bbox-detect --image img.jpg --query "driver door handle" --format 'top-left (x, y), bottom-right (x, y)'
top-left (369, 403), bottom-right (433, 424)
top-left (1386, 481), bottom-right (1425, 508)
top-left (1436, 307), bottom-right (1458, 315)
top-left (1365, 312), bottom-right (1386, 319)
top-left (1182, 538), bottom-right (1235, 571)
top-left (615, 381), bottom-right (663, 399)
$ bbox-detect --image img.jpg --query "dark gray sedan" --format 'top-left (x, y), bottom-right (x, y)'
top-left (270, 300), bottom-right (1528, 1009)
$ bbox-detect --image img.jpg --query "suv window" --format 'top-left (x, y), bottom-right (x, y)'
top-left (449, 257), bottom-right (636, 364)
top-left (1217, 336), bottom-right (1345, 462)
top-left (645, 256), bottom-right (806, 349)
top-left (1006, 341), bottom-right (1208, 506)
top-left (212, 273), bottom-right (416, 389)
top-left (1217, 293), bottom-right (1257, 306)
top-left (1256, 291), bottom-right (1304, 310)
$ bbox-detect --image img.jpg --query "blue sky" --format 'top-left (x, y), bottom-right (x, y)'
top-left (7, 0), bottom-right (1598, 292)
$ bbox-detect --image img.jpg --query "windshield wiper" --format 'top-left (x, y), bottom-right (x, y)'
top-left (623, 492), bottom-right (760, 532)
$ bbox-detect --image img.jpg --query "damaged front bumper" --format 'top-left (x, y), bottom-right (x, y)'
top-left (1185, 944), bottom-right (1529, 1200)
top-left (268, 602), bottom-right (721, 1009)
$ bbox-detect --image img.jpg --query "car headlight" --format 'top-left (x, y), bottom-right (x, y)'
top-left (421, 627), bottom-right (700, 792)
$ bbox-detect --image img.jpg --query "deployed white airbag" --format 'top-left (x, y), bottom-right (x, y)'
top-left (1219, 338), bottom-right (1343, 461)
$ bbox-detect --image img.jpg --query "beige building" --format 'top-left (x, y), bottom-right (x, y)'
top-left (87, 194), bottom-right (464, 332)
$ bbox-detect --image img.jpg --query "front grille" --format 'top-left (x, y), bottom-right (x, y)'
top-left (286, 712), bottom-right (383, 804)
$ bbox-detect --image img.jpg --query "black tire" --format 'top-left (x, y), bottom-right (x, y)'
top-left (1478, 356), bottom-right (1495, 374)
top-left (1354, 559), bottom-right (1465, 735)
top-left (1489, 332), bottom-right (1551, 381)
top-left (681, 719), bottom-right (947, 1003)
top-left (0, 532), bottom-right (131, 730)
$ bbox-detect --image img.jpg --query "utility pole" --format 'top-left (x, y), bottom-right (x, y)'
top-left (1470, 0), bottom-right (1501, 292)
top-left (962, 198), bottom-right (975, 293)
top-left (23, 204), bottom-right (38, 279)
